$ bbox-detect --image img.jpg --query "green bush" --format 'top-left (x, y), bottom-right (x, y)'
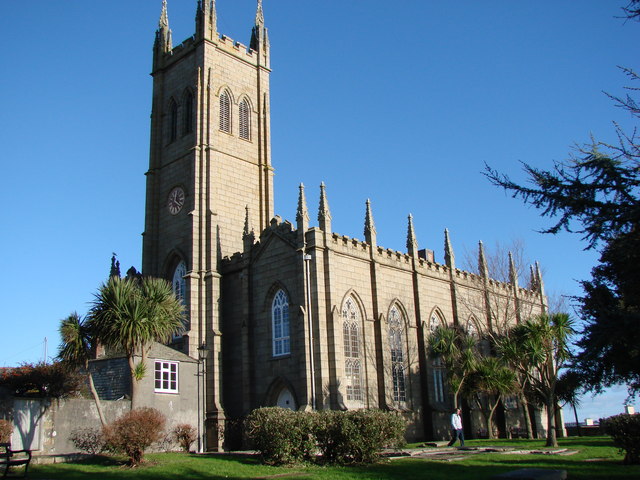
top-left (244, 407), bottom-right (315, 465)
top-left (313, 409), bottom-right (406, 464)
top-left (244, 407), bottom-right (406, 465)
top-left (0, 419), bottom-right (12, 443)
top-left (601, 413), bottom-right (640, 464)
top-left (103, 407), bottom-right (166, 466)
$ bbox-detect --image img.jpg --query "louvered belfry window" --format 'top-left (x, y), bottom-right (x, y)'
top-left (219, 91), bottom-right (231, 133)
top-left (239, 99), bottom-right (250, 140)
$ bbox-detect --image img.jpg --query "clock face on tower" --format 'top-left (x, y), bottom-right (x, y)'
top-left (167, 187), bottom-right (185, 215)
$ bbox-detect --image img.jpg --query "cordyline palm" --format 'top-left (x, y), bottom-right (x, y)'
top-left (466, 356), bottom-right (518, 439)
top-left (429, 325), bottom-right (477, 408)
top-left (88, 276), bottom-right (185, 410)
top-left (57, 312), bottom-right (107, 426)
top-left (497, 313), bottom-right (574, 447)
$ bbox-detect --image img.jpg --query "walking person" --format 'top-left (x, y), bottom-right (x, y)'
top-left (447, 408), bottom-right (465, 447)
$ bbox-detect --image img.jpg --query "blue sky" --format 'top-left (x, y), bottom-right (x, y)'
top-left (1, 1), bottom-right (637, 423)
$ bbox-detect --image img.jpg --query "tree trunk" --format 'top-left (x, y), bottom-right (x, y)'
top-left (572, 402), bottom-right (582, 437)
top-left (487, 397), bottom-right (500, 439)
top-left (87, 370), bottom-right (107, 427)
top-left (520, 394), bottom-right (533, 438)
top-left (545, 397), bottom-right (557, 447)
top-left (128, 355), bottom-right (139, 410)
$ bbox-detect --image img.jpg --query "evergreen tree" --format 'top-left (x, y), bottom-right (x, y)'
top-left (485, 67), bottom-right (640, 396)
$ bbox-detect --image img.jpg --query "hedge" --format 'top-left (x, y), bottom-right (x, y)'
top-left (245, 407), bottom-right (406, 465)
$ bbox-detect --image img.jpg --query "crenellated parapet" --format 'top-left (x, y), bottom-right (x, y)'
top-left (153, 1), bottom-right (269, 73)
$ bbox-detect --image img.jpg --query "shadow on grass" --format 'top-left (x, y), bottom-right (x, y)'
top-left (29, 443), bottom-right (640, 480)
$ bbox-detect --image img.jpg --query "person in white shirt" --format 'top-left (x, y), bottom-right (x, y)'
top-left (447, 408), bottom-right (465, 447)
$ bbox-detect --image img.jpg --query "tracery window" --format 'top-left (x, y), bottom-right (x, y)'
top-left (169, 99), bottom-right (178, 142)
top-left (389, 305), bottom-right (406, 402)
top-left (219, 90), bottom-right (231, 133)
top-left (342, 296), bottom-right (363, 402)
top-left (430, 312), bottom-right (443, 333)
top-left (433, 357), bottom-right (445, 403)
top-left (172, 261), bottom-right (187, 304)
top-left (239, 99), bottom-right (250, 140)
top-left (182, 91), bottom-right (193, 135)
top-left (272, 290), bottom-right (290, 356)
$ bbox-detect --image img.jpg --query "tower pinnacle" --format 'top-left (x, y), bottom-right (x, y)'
top-left (364, 199), bottom-right (377, 247)
top-left (406, 214), bottom-right (418, 257)
top-left (296, 183), bottom-right (310, 242)
top-left (318, 182), bottom-right (332, 233)
top-left (444, 229), bottom-right (455, 269)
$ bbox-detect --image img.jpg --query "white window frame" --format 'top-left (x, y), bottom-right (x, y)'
top-left (272, 289), bottom-right (290, 356)
top-left (154, 360), bottom-right (179, 393)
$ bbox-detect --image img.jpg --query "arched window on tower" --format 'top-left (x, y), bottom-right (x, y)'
top-left (182, 91), bottom-right (193, 135)
top-left (239, 99), bottom-right (250, 140)
top-left (219, 90), bottom-right (231, 133)
top-left (272, 290), bottom-right (290, 356)
top-left (389, 305), bottom-right (407, 402)
top-left (172, 260), bottom-right (188, 339)
top-left (172, 261), bottom-right (187, 303)
top-left (342, 296), bottom-right (363, 402)
top-left (169, 99), bottom-right (178, 142)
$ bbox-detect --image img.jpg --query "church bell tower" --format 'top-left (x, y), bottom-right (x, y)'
top-left (141, 0), bottom-right (273, 448)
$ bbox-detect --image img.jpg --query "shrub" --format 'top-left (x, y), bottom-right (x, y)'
top-left (601, 413), bottom-right (640, 464)
top-left (172, 423), bottom-right (197, 453)
top-left (103, 407), bottom-right (166, 466)
top-left (0, 419), bottom-right (12, 443)
top-left (0, 362), bottom-right (82, 398)
top-left (244, 407), bottom-right (315, 465)
top-left (244, 407), bottom-right (406, 465)
top-left (69, 427), bottom-right (105, 455)
top-left (313, 409), bottom-right (406, 464)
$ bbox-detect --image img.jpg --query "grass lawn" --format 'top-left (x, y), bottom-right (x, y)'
top-left (28, 436), bottom-right (639, 480)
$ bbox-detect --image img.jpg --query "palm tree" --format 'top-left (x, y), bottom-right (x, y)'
top-left (57, 312), bottom-right (107, 426)
top-left (466, 356), bottom-right (518, 439)
top-left (498, 313), bottom-right (574, 447)
top-left (429, 325), bottom-right (477, 408)
top-left (88, 276), bottom-right (185, 409)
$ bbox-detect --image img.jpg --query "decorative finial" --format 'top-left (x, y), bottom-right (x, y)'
top-left (256, 0), bottom-right (265, 25)
top-left (160, 0), bottom-right (169, 28)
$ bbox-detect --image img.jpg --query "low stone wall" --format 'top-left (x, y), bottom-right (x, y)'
top-left (10, 397), bottom-right (130, 455)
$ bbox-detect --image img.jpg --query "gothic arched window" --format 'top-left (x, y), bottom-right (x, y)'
top-left (172, 260), bottom-right (187, 304)
top-left (272, 290), bottom-right (290, 356)
top-left (239, 99), bottom-right (250, 140)
top-left (219, 90), bottom-right (231, 133)
top-left (182, 91), bottom-right (194, 135)
top-left (432, 357), bottom-right (446, 403)
top-left (169, 99), bottom-right (178, 142)
top-left (389, 305), bottom-right (406, 402)
top-left (342, 296), bottom-right (363, 402)
top-left (430, 311), bottom-right (444, 333)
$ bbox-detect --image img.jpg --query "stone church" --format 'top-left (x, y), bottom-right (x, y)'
top-left (141, 1), bottom-right (548, 450)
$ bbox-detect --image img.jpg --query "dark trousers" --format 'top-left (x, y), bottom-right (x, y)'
top-left (447, 428), bottom-right (464, 446)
